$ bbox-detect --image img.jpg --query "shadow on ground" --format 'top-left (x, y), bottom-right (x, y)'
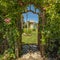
top-left (22, 44), bottom-right (39, 55)
top-left (17, 44), bottom-right (56, 60)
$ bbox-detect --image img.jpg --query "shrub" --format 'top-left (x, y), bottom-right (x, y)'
top-left (23, 28), bottom-right (32, 34)
top-left (32, 28), bottom-right (36, 31)
top-left (2, 49), bottom-right (15, 60)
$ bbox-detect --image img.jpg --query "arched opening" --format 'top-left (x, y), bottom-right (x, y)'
top-left (15, 1), bottom-right (46, 58)
top-left (0, 0), bottom-right (59, 60)
top-left (19, 4), bottom-right (45, 56)
top-left (21, 5), bottom-right (39, 54)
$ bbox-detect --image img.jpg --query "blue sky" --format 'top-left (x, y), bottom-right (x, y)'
top-left (23, 5), bottom-right (40, 23)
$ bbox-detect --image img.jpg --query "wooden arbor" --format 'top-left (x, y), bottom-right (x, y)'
top-left (16, 0), bottom-right (46, 58)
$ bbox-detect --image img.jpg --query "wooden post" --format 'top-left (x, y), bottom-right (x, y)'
top-left (41, 10), bottom-right (46, 57)
top-left (38, 16), bottom-right (42, 51)
top-left (15, 18), bottom-right (20, 58)
top-left (42, 10), bottom-right (45, 31)
top-left (18, 14), bottom-right (22, 56)
top-left (15, 13), bottom-right (23, 58)
top-left (15, 40), bottom-right (19, 58)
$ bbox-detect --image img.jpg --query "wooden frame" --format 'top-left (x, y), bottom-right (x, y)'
top-left (16, 0), bottom-right (46, 58)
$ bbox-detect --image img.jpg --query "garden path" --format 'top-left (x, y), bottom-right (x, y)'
top-left (17, 45), bottom-right (56, 60)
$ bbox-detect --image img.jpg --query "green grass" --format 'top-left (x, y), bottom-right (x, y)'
top-left (22, 30), bottom-right (38, 44)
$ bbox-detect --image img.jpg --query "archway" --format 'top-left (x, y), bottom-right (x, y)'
top-left (21, 5), bottom-right (40, 54)
top-left (16, 0), bottom-right (46, 58)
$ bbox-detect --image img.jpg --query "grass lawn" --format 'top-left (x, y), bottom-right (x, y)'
top-left (22, 30), bottom-right (38, 44)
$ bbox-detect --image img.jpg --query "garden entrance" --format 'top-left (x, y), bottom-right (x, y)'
top-left (22, 5), bottom-right (39, 44)
top-left (18, 1), bottom-right (46, 58)
top-left (0, 0), bottom-right (59, 60)
top-left (21, 4), bottom-right (40, 54)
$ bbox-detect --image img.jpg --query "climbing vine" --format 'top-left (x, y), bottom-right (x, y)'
top-left (0, 0), bottom-right (60, 59)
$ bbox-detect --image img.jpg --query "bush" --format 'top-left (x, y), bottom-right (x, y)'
top-left (23, 28), bottom-right (32, 34)
top-left (32, 28), bottom-right (36, 31)
top-left (2, 49), bottom-right (15, 60)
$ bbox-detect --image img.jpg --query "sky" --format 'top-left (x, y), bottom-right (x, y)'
top-left (23, 5), bottom-right (40, 23)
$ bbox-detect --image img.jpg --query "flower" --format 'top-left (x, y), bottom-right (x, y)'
top-left (4, 18), bottom-right (11, 24)
top-left (19, 1), bottom-right (23, 6)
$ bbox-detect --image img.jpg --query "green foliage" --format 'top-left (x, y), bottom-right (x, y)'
top-left (41, 30), bottom-right (51, 45)
top-left (57, 47), bottom-right (60, 55)
top-left (23, 28), bottom-right (32, 35)
top-left (32, 28), bottom-right (36, 31)
top-left (41, 31), bottom-right (46, 45)
top-left (2, 49), bottom-right (15, 60)
top-left (0, 0), bottom-right (21, 59)
top-left (44, 3), bottom-right (60, 57)
top-left (0, 0), bottom-right (60, 58)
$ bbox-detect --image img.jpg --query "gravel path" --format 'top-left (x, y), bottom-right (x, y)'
top-left (22, 45), bottom-right (38, 54)
top-left (17, 45), bottom-right (56, 60)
